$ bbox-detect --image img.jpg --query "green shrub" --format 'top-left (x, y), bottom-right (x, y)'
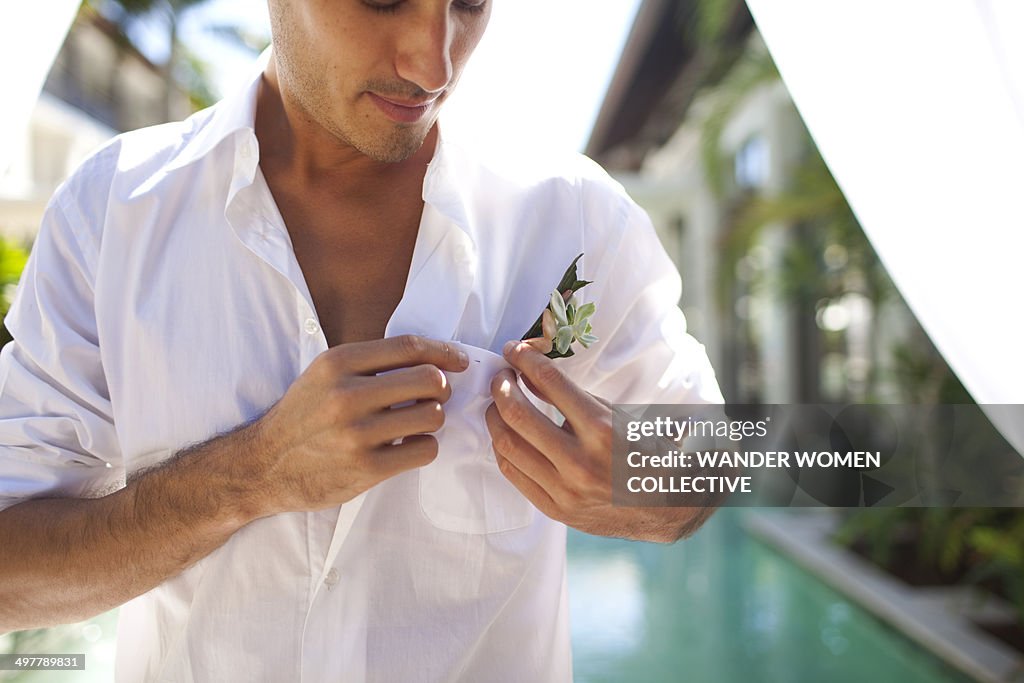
top-left (0, 235), bottom-right (30, 348)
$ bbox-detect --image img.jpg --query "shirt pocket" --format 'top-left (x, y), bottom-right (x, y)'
top-left (418, 342), bottom-right (536, 534)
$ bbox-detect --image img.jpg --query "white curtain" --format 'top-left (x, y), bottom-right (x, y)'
top-left (745, 0), bottom-right (1024, 456)
top-left (0, 1), bottom-right (82, 172)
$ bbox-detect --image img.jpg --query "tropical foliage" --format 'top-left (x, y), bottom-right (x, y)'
top-left (88, 0), bottom-right (228, 114)
top-left (692, 17), bottom-right (1023, 647)
top-left (0, 237), bottom-right (30, 348)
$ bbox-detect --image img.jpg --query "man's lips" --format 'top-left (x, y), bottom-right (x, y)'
top-left (367, 92), bottom-right (436, 123)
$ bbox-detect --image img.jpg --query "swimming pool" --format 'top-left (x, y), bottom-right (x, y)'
top-left (1, 508), bottom-right (979, 682)
top-left (568, 507), bottom-right (978, 683)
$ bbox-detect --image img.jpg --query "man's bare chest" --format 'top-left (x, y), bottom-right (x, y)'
top-left (281, 207), bottom-right (421, 348)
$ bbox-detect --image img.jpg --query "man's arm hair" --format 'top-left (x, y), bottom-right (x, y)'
top-left (643, 429), bottom-right (735, 543)
top-left (0, 420), bottom-right (269, 633)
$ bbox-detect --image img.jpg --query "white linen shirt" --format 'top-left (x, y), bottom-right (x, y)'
top-left (0, 58), bottom-right (723, 681)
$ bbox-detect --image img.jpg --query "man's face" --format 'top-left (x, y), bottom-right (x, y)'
top-left (268, 0), bottom-right (492, 163)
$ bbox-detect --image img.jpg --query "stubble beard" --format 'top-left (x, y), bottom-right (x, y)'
top-left (327, 113), bottom-right (431, 164)
top-left (292, 76), bottom-right (431, 163)
top-left (269, 7), bottom-right (432, 163)
top-left (276, 61), bottom-right (433, 163)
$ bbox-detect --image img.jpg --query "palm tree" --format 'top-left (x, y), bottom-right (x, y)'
top-left (102, 0), bottom-right (213, 119)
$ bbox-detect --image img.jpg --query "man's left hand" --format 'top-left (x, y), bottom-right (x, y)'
top-left (485, 340), bottom-right (706, 543)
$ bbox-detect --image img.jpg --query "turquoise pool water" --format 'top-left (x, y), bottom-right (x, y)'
top-left (568, 508), bottom-right (978, 683)
top-left (2, 509), bottom-right (978, 682)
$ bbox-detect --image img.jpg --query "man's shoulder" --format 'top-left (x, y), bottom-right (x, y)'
top-left (54, 104), bottom-right (220, 208)
top-left (440, 137), bottom-right (644, 250)
top-left (442, 137), bottom-right (637, 219)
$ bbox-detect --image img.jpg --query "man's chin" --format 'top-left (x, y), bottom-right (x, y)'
top-left (360, 131), bottom-right (431, 163)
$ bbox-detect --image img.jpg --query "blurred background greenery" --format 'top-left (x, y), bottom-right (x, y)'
top-left (582, 1), bottom-right (1024, 678)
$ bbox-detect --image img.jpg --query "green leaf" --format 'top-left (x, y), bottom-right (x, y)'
top-left (550, 289), bottom-right (568, 326)
top-left (521, 252), bottom-right (596, 343)
top-left (555, 253), bottom-right (588, 295)
top-left (575, 302), bottom-right (596, 321)
top-left (555, 327), bottom-right (573, 354)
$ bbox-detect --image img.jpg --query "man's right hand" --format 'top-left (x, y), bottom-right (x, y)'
top-left (0, 335), bottom-right (468, 632)
top-left (247, 334), bottom-right (469, 517)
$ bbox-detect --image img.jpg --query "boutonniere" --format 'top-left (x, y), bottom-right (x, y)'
top-left (521, 253), bottom-right (599, 359)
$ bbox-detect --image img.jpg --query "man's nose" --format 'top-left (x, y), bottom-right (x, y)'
top-left (395, 6), bottom-right (454, 95)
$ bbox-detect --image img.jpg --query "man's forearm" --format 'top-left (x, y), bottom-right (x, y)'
top-left (0, 423), bottom-right (267, 633)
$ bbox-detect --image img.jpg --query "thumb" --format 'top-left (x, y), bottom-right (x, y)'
top-left (519, 373), bottom-right (552, 406)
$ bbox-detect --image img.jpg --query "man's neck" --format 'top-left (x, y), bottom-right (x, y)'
top-left (253, 60), bottom-right (435, 204)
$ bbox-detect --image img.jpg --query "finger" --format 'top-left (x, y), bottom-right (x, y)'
top-left (502, 341), bottom-right (603, 429)
top-left (371, 434), bottom-right (439, 478)
top-left (359, 400), bottom-right (445, 446)
top-left (522, 336), bottom-right (553, 356)
top-left (493, 450), bottom-right (561, 522)
top-left (352, 364), bottom-right (453, 409)
top-left (490, 368), bottom-right (575, 460)
top-left (519, 373), bottom-right (551, 406)
top-left (337, 335), bottom-right (470, 375)
top-left (485, 402), bottom-right (562, 488)
top-left (508, 343), bottom-right (553, 404)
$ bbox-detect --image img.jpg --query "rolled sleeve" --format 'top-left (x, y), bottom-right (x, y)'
top-left (0, 193), bottom-right (122, 513)
top-left (574, 186), bottom-right (724, 407)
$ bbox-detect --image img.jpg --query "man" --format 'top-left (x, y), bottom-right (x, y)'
top-left (0, 0), bottom-right (723, 680)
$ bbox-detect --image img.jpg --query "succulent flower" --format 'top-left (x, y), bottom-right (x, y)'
top-left (520, 253), bottom-right (599, 359)
top-left (546, 288), bottom-right (599, 355)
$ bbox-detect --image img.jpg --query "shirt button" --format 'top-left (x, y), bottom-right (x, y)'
top-left (303, 318), bottom-right (320, 335)
top-left (324, 567), bottom-right (340, 588)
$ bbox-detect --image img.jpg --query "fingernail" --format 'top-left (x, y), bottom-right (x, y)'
top-left (503, 340), bottom-right (517, 356)
top-left (457, 350), bottom-right (469, 366)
